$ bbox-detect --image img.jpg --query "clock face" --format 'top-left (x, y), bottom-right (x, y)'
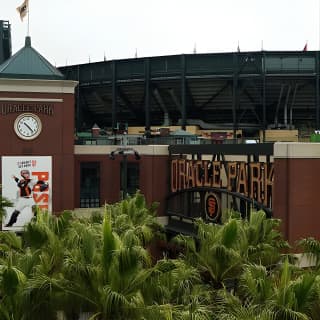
top-left (14, 113), bottom-right (42, 140)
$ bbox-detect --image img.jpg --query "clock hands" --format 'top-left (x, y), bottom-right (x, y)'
top-left (23, 121), bottom-right (34, 133)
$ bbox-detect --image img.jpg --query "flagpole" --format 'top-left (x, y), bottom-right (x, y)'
top-left (27, 1), bottom-right (30, 36)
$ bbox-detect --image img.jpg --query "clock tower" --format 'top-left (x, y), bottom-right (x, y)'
top-left (0, 36), bottom-right (77, 228)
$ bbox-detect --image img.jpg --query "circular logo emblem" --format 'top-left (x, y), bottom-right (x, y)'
top-left (205, 192), bottom-right (221, 222)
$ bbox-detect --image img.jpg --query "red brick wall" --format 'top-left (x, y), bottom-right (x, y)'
top-left (0, 91), bottom-right (75, 212)
top-left (274, 158), bottom-right (320, 244)
top-left (74, 154), bottom-right (170, 216)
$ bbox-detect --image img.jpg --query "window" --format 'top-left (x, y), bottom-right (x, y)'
top-left (120, 162), bottom-right (139, 199)
top-left (80, 162), bottom-right (100, 208)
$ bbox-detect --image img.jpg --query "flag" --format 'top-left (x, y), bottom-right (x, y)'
top-left (303, 43), bottom-right (308, 51)
top-left (16, 0), bottom-right (29, 21)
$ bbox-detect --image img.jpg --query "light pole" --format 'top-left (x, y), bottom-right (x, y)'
top-left (109, 147), bottom-right (140, 199)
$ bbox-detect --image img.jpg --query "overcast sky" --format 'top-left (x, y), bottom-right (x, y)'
top-left (1, 0), bottom-right (319, 67)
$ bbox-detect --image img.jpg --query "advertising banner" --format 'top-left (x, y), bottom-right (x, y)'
top-left (2, 156), bottom-right (52, 231)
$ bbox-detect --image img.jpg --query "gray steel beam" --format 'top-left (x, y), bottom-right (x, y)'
top-left (274, 84), bottom-right (285, 128)
top-left (232, 54), bottom-right (238, 138)
top-left (153, 88), bottom-right (170, 126)
top-left (262, 53), bottom-right (266, 141)
top-left (283, 85), bottom-right (291, 127)
top-left (144, 58), bottom-right (151, 131)
top-left (168, 88), bottom-right (182, 113)
top-left (289, 84), bottom-right (298, 129)
top-left (112, 61), bottom-right (117, 130)
top-left (181, 55), bottom-right (186, 130)
top-left (117, 88), bottom-right (138, 118)
top-left (317, 52), bottom-right (320, 129)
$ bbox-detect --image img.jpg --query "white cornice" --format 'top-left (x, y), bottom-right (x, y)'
top-left (74, 145), bottom-right (169, 155)
top-left (274, 142), bottom-right (320, 158)
top-left (0, 78), bottom-right (78, 94)
top-left (0, 97), bottom-right (63, 102)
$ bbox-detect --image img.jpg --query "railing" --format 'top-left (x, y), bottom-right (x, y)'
top-left (75, 135), bottom-right (245, 146)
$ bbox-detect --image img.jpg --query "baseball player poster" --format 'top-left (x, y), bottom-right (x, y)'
top-left (1, 156), bottom-right (52, 231)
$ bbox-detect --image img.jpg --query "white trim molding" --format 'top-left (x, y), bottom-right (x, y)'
top-left (0, 78), bottom-right (78, 94)
top-left (0, 97), bottom-right (63, 102)
top-left (274, 142), bottom-right (320, 159)
top-left (74, 145), bottom-right (169, 156)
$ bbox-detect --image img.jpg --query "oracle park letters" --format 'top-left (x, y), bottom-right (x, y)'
top-left (170, 159), bottom-right (273, 209)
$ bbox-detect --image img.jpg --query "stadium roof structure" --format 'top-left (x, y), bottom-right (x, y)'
top-left (0, 36), bottom-right (64, 80)
top-left (59, 50), bottom-right (320, 135)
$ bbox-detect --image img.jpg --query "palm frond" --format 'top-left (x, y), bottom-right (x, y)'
top-left (1, 265), bottom-right (26, 296)
top-left (102, 216), bottom-right (116, 276)
top-left (239, 263), bottom-right (273, 304)
top-left (101, 285), bottom-right (130, 316)
top-left (0, 231), bottom-right (22, 251)
top-left (220, 219), bottom-right (239, 249)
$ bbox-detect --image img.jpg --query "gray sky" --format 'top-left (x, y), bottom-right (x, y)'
top-left (1, 0), bottom-right (319, 67)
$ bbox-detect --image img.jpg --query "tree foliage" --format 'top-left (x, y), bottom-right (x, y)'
top-left (0, 195), bottom-right (319, 320)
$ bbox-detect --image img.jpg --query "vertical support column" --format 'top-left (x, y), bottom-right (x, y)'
top-left (316, 52), bottom-right (320, 129)
top-left (262, 52), bottom-right (266, 142)
top-left (112, 60), bottom-right (117, 131)
top-left (144, 58), bottom-right (151, 132)
top-left (232, 53), bottom-right (238, 139)
top-left (76, 65), bottom-right (81, 132)
top-left (181, 55), bottom-right (186, 130)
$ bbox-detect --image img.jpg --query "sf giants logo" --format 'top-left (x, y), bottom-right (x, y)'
top-left (205, 192), bottom-right (221, 222)
top-left (32, 171), bottom-right (49, 210)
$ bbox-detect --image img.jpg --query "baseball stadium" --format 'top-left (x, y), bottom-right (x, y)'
top-left (0, 19), bottom-right (320, 244)
top-left (59, 43), bottom-right (319, 142)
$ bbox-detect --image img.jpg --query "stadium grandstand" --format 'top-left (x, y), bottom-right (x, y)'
top-left (58, 50), bottom-right (319, 141)
top-left (1, 20), bottom-right (319, 142)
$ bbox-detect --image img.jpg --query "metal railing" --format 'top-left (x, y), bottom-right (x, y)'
top-left (75, 135), bottom-right (245, 146)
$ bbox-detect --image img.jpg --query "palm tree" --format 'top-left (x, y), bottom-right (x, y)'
top-left (140, 258), bottom-right (214, 320)
top-left (0, 266), bottom-right (26, 319)
top-left (0, 210), bottom-right (74, 320)
top-left (106, 191), bottom-right (163, 247)
top-left (58, 196), bottom-right (212, 320)
top-left (0, 194), bottom-right (168, 320)
top-left (2, 195), bottom-right (307, 320)
top-left (242, 210), bottom-right (289, 267)
top-left (224, 260), bottom-right (320, 320)
top-left (269, 259), bottom-right (319, 320)
top-left (58, 214), bottom-right (153, 319)
top-left (215, 290), bottom-right (276, 320)
top-left (174, 210), bottom-right (290, 289)
top-left (174, 217), bottom-right (244, 288)
top-left (0, 190), bottom-right (13, 227)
